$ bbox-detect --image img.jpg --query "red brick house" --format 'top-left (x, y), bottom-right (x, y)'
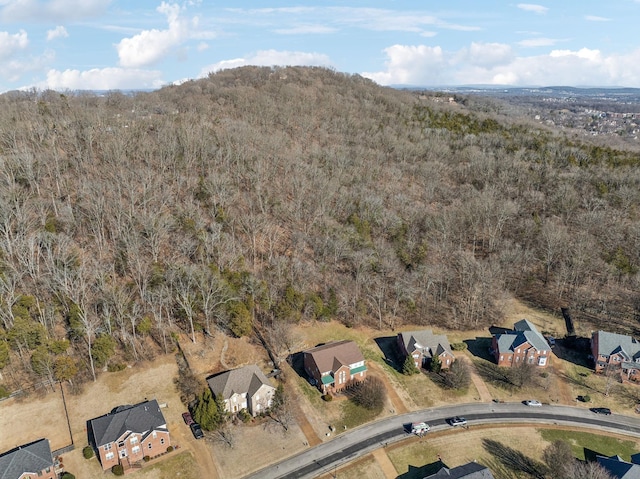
top-left (591, 330), bottom-right (640, 381)
top-left (303, 340), bottom-right (367, 394)
top-left (88, 399), bottom-right (171, 471)
top-left (397, 329), bottom-right (455, 370)
top-left (491, 319), bottom-right (551, 368)
top-left (0, 438), bottom-right (57, 479)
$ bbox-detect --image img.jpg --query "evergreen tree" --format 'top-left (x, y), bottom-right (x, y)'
top-left (430, 355), bottom-right (442, 374)
top-left (402, 355), bottom-right (420, 375)
top-left (194, 388), bottom-right (223, 430)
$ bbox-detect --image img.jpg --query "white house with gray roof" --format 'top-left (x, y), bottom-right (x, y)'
top-left (592, 330), bottom-right (640, 381)
top-left (397, 330), bottom-right (455, 370)
top-left (0, 439), bottom-right (57, 479)
top-left (207, 365), bottom-right (276, 416)
top-left (491, 319), bottom-right (551, 368)
top-left (88, 399), bottom-right (171, 471)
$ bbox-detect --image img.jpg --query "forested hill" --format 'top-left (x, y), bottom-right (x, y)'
top-left (1, 66), bottom-right (640, 384)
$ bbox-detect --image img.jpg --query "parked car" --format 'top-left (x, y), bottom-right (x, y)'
top-left (524, 400), bottom-right (542, 407)
top-left (190, 422), bottom-right (204, 439)
top-left (410, 422), bottom-right (430, 435)
top-left (590, 407), bottom-right (612, 415)
top-left (182, 412), bottom-right (194, 425)
top-left (448, 416), bottom-right (468, 427)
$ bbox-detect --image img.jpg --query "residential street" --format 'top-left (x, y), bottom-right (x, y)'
top-left (244, 402), bottom-right (640, 479)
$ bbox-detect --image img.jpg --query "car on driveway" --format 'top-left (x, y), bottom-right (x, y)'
top-left (190, 422), bottom-right (204, 439)
top-left (182, 412), bottom-right (194, 425)
top-left (524, 400), bottom-right (542, 407)
top-left (590, 407), bottom-right (612, 415)
top-left (448, 416), bottom-right (468, 427)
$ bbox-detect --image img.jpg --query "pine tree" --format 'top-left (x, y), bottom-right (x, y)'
top-left (402, 355), bottom-right (420, 375)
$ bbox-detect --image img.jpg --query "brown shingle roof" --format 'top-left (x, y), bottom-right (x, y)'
top-left (304, 340), bottom-right (364, 373)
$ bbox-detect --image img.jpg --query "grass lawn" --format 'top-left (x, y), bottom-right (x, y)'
top-left (539, 429), bottom-right (640, 461)
top-left (137, 451), bottom-right (201, 479)
top-left (340, 400), bottom-right (383, 429)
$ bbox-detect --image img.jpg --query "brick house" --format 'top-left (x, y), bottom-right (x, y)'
top-left (397, 329), bottom-right (455, 370)
top-left (591, 330), bottom-right (640, 381)
top-left (88, 399), bottom-right (171, 471)
top-left (491, 319), bottom-right (551, 368)
top-left (303, 340), bottom-right (367, 394)
top-left (0, 438), bottom-right (57, 479)
top-left (207, 364), bottom-right (276, 416)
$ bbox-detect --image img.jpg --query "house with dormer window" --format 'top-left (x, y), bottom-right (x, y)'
top-left (303, 340), bottom-right (367, 394)
top-left (397, 329), bottom-right (455, 370)
top-left (491, 319), bottom-right (551, 368)
top-left (591, 330), bottom-right (640, 381)
top-left (88, 399), bottom-right (171, 471)
top-left (207, 365), bottom-right (276, 416)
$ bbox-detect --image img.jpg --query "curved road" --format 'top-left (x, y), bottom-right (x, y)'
top-left (244, 402), bottom-right (640, 479)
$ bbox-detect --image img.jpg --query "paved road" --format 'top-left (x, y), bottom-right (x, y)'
top-left (243, 402), bottom-right (640, 479)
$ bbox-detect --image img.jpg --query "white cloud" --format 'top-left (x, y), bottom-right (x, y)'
top-left (274, 25), bottom-right (336, 35)
top-left (0, 0), bottom-right (110, 22)
top-left (363, 43), bottom-right (640, 87)
top-left (116, 2), bottom-right (196, 68)
top-left (196, 42), bottom-right (208, 52)
top-left (38, 67), bottom-right (164, 90)
top-left (362, 45), bottom-right (446, 85)
top-left (517, 4), bottom-right (548, 14)
top-left (0, 30), bottom-right (28, 61)
top-left (518, 37), bottom-right (558, 47)
top-left (198, 50), bottom-right (333, 77)
top-left (47, 26), bottom-right (69, 41)
top-left (585, 15), bottom-right (611, 22)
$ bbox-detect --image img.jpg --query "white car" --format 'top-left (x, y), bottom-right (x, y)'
top-left (525, 400), bottom-right (542, 407)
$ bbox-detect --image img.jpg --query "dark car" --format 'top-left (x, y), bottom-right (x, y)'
top-left (448, 416), bottom-right (468, 427)
top-left (190, 422), bottom-right (204, 439)
top-left (182, 412), bottom-right (194, 425)
top-left (591, 407), bottom-right (612, 415)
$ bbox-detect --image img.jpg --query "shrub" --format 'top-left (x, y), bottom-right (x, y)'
top-left (583, 395), bottom-right (591, 403)
top-left (112, 464), bottom-right (124, 476)
top-left (402, 356), bottom-right (420, 375)
top-left (322, 393), bottom-right (333, 402)
top-left (0, 385), bottom-right (10, 399)
top-left (238, 409), bottom-right (251, 423)
top-left (82, 446), bottom-right (94, 459)
top-left (351, 376), bottom-right (386, 411)
top-left (107, 362), bottom-right (127, 372)
top-left (143, 455), bottom-right (150, 462)
top-left (61, 473), bottom-right (75, 479)
top-left (166, 446), bottom-right (174, 453)
top-left (451, 342), bottom-right (468, 351)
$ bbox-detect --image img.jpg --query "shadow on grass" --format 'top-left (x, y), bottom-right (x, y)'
top-left (482, 439), bottom-right (547, 479)
top-left (373, 336), bottom-right (403, 373)
top-left (584, 447), bottom-right (604, 463)
top-left (397, 460), bottom-right (446, 479)
top-left (473, 360), bottom-right (517, 391)
top-left (553, 338), bottom-right (592, 368)
top-left (464, 337), bottom-right (494, 362)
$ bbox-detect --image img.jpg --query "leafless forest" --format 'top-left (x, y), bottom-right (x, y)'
top-left (1, 66), bottom-right (640, 387)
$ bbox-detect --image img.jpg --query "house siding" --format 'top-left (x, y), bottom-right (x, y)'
top-left (97, 430), bottom-right (171, 470)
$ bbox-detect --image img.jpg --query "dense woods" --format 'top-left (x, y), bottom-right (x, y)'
top-left (1, 66), bottom-right (640, 388)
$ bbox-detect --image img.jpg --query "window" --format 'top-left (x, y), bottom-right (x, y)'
top-left (517, 349), bottom-right (520, 353)
top-left (104, 444), bottom-right (112, 451)
top-left (148, 443), bottom-right (153, 449)
top-left (160, 438), bottom-right (165, 445)
top-left (130, 436), bottom-right (138, 444)
top-left (152, 431), bottom-right (157, 439)
top-left (132, 446), bottom-right (140, 454)
top-left (538, 357), bottom-right (547, 366)
top-left (118, 441), bottom-right (125, 448)
top-left (105, 452), bottom-right (114, 461)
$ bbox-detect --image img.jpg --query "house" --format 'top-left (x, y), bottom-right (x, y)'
top-left (491, 319), bottom-right (551, 368)
top-left (88, 399), bottom-right (171, 471)
top-left (591, 330), bottom-right (640, 381)
top-left (207, 364), bottom-right (276, 416)
top-left (596, 454), bottom-right (640, 479)
top-left (424, 461), bottom-right (495, 479)
top-left (397, 329), bottom-right (455, 370)
top-left (0, 438), bottom-right (57, 479)
top-left (303, 340), bottom-right (367, 394)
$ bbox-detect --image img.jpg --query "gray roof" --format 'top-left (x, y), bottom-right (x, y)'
top-left (89, 399), bottom-right (167, 447)
top-left (0, 439), bottom-right (53, 479)
top-left (593, 331), bottom-right (640, 360)
top-left (425, 461), bottom-right (495, 479)
top-left (495, 320), bottom-right (550, 354)
top-left (399, 330), bottom-right (454, 359)
top-left (303, 340), bottom-right (364, 374)
top-left (598, 455), bottom-right (640, 479)
top-left (207, 365), bottom-right (274, 400)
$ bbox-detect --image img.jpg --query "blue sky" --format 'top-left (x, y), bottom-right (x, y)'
top-left (1, 0), bottom-right (640, 92)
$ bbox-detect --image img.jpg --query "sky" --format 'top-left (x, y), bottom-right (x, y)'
top-left (2, 0), bottom-right (640, 93)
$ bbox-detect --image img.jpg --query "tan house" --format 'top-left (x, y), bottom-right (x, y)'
top-left (491, 319), bottom-right (551, 368)
top-left (397, 329), bottom-right (455, 370)
top-left (591, 330), bottom-right (640, 381)
top-left (207, 365), bottom-right (276, 416)
top-left (0, 438), bottom-right (57, 479)
top-left (88, 399), bottom-right (171, 471)
top-left (303, 340), bottom-right (367, 394)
